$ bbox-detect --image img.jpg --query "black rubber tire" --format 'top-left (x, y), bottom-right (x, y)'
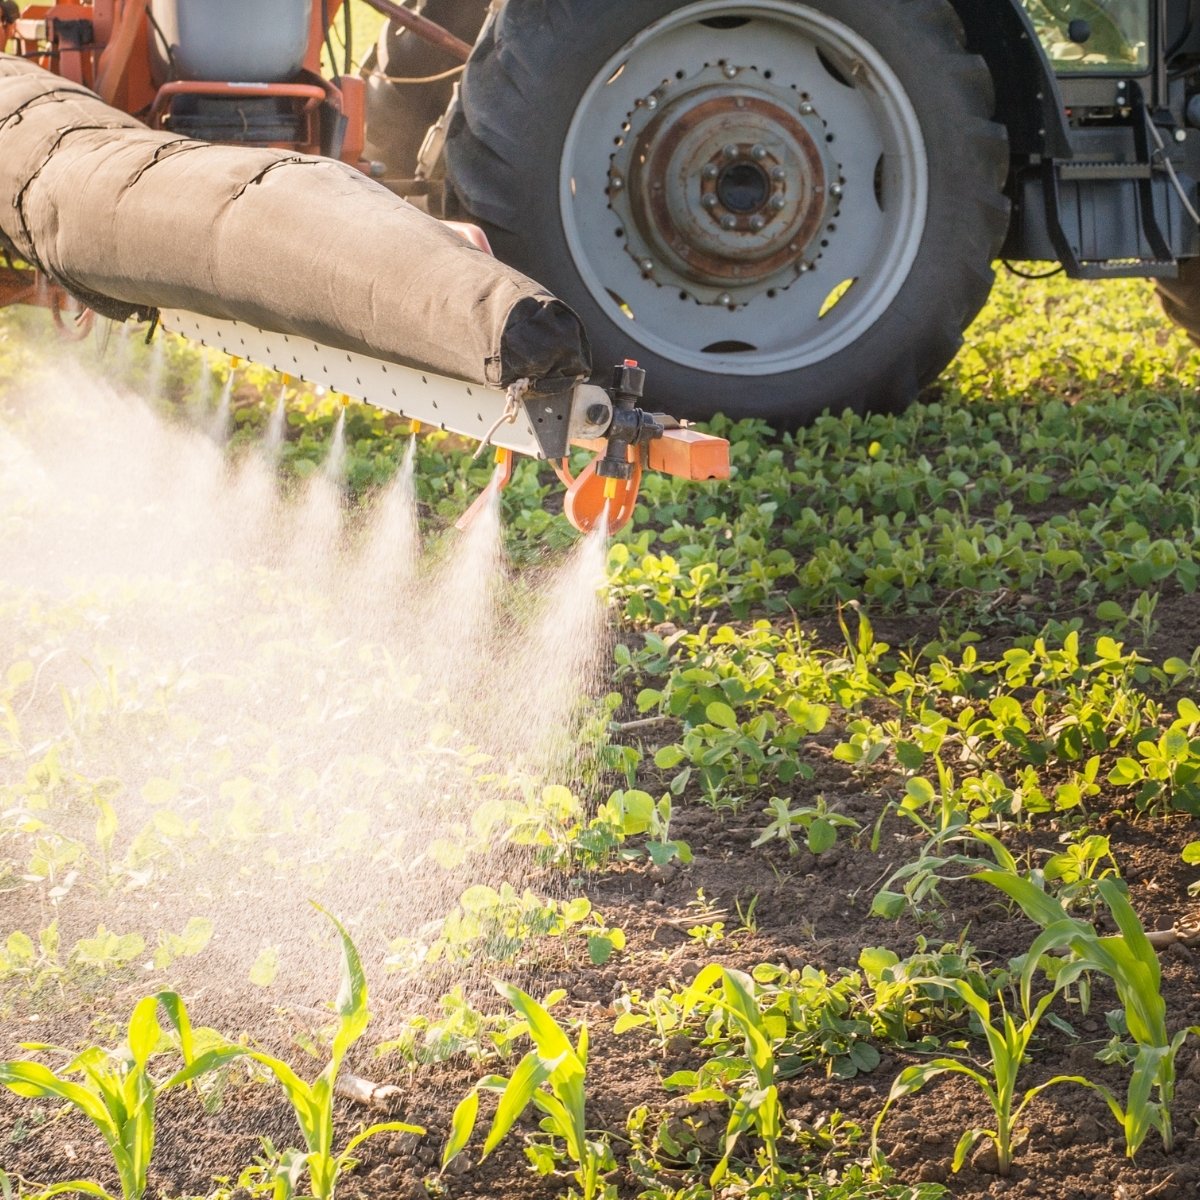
top-left (1157, 258), bottom-right (1200, 347)
top-left (443, 0), bottom-right (1011, 426)
top-left (361, 0), bottom-right (488, 174)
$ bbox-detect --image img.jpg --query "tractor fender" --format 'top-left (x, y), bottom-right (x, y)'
top-left (948, 0), bottom-right (1073, 159)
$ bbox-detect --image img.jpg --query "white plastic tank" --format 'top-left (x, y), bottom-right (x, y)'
top-left (149, 0), bottom-right (314, 83)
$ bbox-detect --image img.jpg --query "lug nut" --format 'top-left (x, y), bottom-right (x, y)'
top-left (720, 214), bottom-right (737, 230)
top-left (702, 164), bottom-right (719, 180)
top-left (702, 194), bottom-right (719, 210)
top-left (722, 144), bottom-right (739, 160)
top-left (718, 292), bottom-right (733, 306)
top-left (644, 95), bottom-right (658, 110)
top-left (610, 174), bottom-right (624, 191)
top-left (751, 144), bottom-right (767, 161)
top-left (799, 101), bottom-right (815, 115)
top-left (830, 182), bottom-right (844, 197)
top-left (723, 63), bottom-right (738, 79)
top-left (771, 166), bottom-right (787, 182)
top-left (639, 258), bottom-right (655, 273)
top-left (749, 215), bottom-right (767, 231)
top-left (770, 195), bottom-right (787, 211)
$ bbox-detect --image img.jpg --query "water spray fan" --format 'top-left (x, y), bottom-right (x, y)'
top-left (168, 306), bottom-right (730, 538)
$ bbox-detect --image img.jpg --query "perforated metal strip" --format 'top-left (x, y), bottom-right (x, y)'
top-left (160, 309), bottom-right (546, 458)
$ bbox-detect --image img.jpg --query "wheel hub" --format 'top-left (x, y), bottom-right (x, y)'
top-left (609, 66), bottom-right (837, 304)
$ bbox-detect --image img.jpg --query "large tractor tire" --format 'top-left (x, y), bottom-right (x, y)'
top-left (361, 0), bottom-right (488, 174)
top-left (444, 0), bottom-right (1010, 425)
top-left (1157, 259), bottom-right (1200, 347)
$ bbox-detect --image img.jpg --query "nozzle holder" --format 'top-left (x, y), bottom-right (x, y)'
top-left (596, 360), bottom-right (664, 480)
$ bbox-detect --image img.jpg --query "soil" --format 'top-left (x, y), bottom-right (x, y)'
top-left (4, 647), bottom-right (1200, 1200)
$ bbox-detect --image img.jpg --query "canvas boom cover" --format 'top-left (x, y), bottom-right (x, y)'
top-left (0, 55), bottom-right (590, 388)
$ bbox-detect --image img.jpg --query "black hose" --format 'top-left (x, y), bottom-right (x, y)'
top-left (320, 0), bottom-right (338, 77)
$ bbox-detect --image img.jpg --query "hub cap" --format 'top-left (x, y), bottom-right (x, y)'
top-left (560, 1), bottom-right (929, 375)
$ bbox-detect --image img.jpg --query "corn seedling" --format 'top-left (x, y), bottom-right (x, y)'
top-left (872, 976), bottom-right (1092, 1176)
top-left (681, 964), bottom-right (786, 1190)
top-left (236, 907), bottom-right (424, 1200)
top-left (442, 982), bottom-right (615, 1200)
top-left (978, 871), bottom-right (1199, 1157)
top-left (0, 991), bottom-right (240, 1200)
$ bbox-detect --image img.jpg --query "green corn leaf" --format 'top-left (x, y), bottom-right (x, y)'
top-left (0, 1061), bottom-right (114, 1131)
top-left (154, 993), bottom-right (195, 1066)
top-left (951, 1127), bottom-right (983, 1173)
top-left (28, 1183), bottom-right (117, 1200)
top-left (482, 1049), bottom-right (560, 1157)
top-left (125, 996), bottom-right (162, 1071)
top-left (163, 1045), bottom-right (246, 1091)
top-left (313, 907), bottom-right (370, 1069)
top-left (442, 1089), bottom-right (479, 1169)
top-left (343, 1119), bottom-right (424, 1162)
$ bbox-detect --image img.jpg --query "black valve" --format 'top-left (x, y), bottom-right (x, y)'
top-left (596, 360), bottom-right (664, 480)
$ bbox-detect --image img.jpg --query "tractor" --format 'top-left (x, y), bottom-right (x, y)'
top-left (3, 0), bottom-right (1200, 431)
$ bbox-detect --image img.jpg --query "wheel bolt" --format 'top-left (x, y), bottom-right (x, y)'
top-left (720, 214), bottom-right (737, 230)
top-left (751, 144), bottom-right (767, 161)
top-left (770, 195), bottom-right (786, 211)
top-left (702, 164), bottom-right (719, 180)
top-left (829, 182), bottom-right (844, 198)
top-left (610, 175), bottom-right (624, 192)
top-left (723, 64), bottom-right (738, 79)
top-left (799, 101), bottom-right (815, 115)
top-left (639, 258), bottom-right (654, 273)
top-left (722, 144), bottom-right (739, 160)
top-left (702, 194), bottom-right (719, 210)
top-left (750, 215), bottom-right (767, 231)
top-left (718, 292), bottom-right (733, 306)
top-left (771, 166), bottom-right (786, 182)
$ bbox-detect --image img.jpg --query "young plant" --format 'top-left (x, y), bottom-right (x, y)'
top-left (239, 907), bottom-right (424, 1200)
top-left (872, 977), bottom-right (1090, 1176)
top-left (681, 964), bottom-right (786, 1190)
top-left (0, 992), bottom-right (239, 1200)
top-left (978, 871), bottom-right (1198, 1157)
top-left (442, 982), bottom-right (615, 1200)
top-left (753, 793), bottom-right (859, 855)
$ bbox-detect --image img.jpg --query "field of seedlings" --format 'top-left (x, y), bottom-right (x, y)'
top-left (3, 269), bottom-right (1200, 1200)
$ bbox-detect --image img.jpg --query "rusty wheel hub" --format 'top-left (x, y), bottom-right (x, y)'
top-left (609, 65), bottom-right (839, 305)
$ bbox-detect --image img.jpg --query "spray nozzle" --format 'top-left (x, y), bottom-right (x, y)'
top-left (596, 360), bottom-right (664, 481)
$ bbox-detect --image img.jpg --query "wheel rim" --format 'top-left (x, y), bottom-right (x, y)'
top-left (559, 0), bottom-right (930, 377)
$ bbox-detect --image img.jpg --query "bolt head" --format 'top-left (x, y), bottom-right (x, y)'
top-left (770, 194), bottom-right (787, 211)
top-left (829, 182), bottom-right (844, 197)
top-left (639, 258), bottom-right (654, 273)
top-left (644, 95), bottom-right (658, 110)
top-left (701, 193), bottom-right (719, 210)
top-left (1176, 128), bottom-right (1189, 143)
top-left (751, 143), bottom-right (768, 161)
top-left (722, 143), bottom-right (739, 160)
top-left (723, 63), bottom-right (738, 79)
top-left (799, 101), bottom-right (815, 115)
top-left (749, 215), bottom-right (767, 231)
top-left (702, 164), bottom-right (719, 180)
top-left (585, 403), bottom-right (609, 425)
top-left (610, 175), bottom-right (624, 191)
top-left (717, 292), bottom-right (733, 306)
top-left (771, 166), bottom-right (787, 182)
top-left (720, 214), bottom-right (737, 231)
